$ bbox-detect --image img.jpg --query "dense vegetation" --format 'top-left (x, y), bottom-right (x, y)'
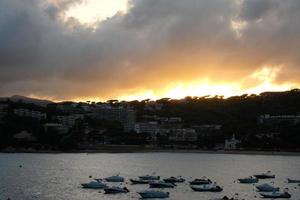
top-left (0, 89), bottom-right (300, 151)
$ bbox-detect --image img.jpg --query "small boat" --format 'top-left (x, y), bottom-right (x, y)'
top-left (139, 175), bottom-right (160, 180)
top-left (94, 178), bottom-right (103, 182)
top-left (254, 171), bottom-right (275, 179)
top-left (190, 178), bottom-right (212, 185)
top-left (213, 196), bottom-right (238, 200)
top-left (163, 176), bottom-right (185, 183)
top-left (287, 178), bottom-right (300, 183)
top-left (149, 181), bottom-right (176, 188)
top-left (104, 186), bottom-right (129, 194)
top-left (81, 181), bottom-right (108, 189)
top-left (130, 178), bottom-right (150, 184)
top-left (260, 191), bottom-right (291, 198)
top-left (238, 176), bottom-right (258, 183)
top-left (138, 190), bottom-right (169, 199)
top-left (104, 174), bottom-right (124, 182)
top-left (256, 183), bottom-right (279, 192)
top-left (191, 183), bottom-right (223, 192)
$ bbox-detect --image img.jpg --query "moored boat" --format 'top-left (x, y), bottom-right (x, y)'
top-left (130, 178), bottom-right (150, 184)
top-left (81, 181), bottom-right (108, 189)
top-left (238, 176), bottom-right (258, 184)
top-left (104, 174), bottom-right (124, 182)
top-left (163, 176), bottom-right (185, 183)
top-left (190, 178), bottom-right (212, 185)
top-left (149, 181), bottom-right (176, 188)
top-left (287, 178), bottom-right (300, 183)
top-left (191, 183), bottom-right (223, 192)
top-left (260, 191), bottom-right (291, 198)
top-left (138, 190), bottom-right (169, 199)
top-left (104, 186), bottom-right (129, 194)
top-left (256, 183), bottom-right (279, 192)
top-left (212, 196), bottom-right (238, 200)
top-left (254, 171), bottom-right (275, 179)
top-left (139, 175), bottom-right (160, 180)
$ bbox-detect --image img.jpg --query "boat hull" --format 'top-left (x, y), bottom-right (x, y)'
top-left (149, 183), bottom-right (175, 188)
top-left (138, 192), bottom-right (169, 199)
top-left (254, 175), bottom-right (275, 179)
top-left (287, 178), bottom-right (300, 183)
top-left (238, 178), bottom-right (258, 183)
top-left (260, 193), bottom-right (291, 198)
top-left (130, 179), bottom-right (150, 184)
top-left (191, 186), bottom-right (223, 192)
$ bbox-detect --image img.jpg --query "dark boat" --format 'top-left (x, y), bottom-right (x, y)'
top-left (138, 190), bottom-right (169, 199)
top-left (260, 191), bottom-right (291, 198)
top-left (163, 176), bottom-right (185, 183)
top-left (130, 178), bottom-right (150, 184)
top-left (104, 186), bottom-right (129, 194)
top-left (238, 176), bottom-right (259, 183)
top-left (287, 178), bottom-right (300, 183)
top-left (254, 171), bottom-right (275, 179)
top-left (191, 184), bottom-right (223, 192)
top-left (149, 181), bottom-right (176, 188)
top-left (190, 178), bottom-right (212, 185)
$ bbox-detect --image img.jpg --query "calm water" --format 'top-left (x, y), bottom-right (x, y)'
top-left (0, 153), bottom-right (299, 200)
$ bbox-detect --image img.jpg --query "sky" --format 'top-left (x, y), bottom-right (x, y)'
top-left (0, 0), bottom-right (300, 102)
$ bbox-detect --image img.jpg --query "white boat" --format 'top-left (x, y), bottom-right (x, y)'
top-left (139, 175), bottom-right (160, 180)
top-left (104, 186), bottom-right (129, 194)
top-left (94, 178), bottom-right (103, 182)
top-left (287, 178), bottom-right (300, 183)
top-left (254, 171), bottom-right (275, 179)
top-left (260, 191), bottom-right (291, 198)
top-left (138, 190), bottom-right (169, 199)
top-left (81, 181), bottom-right (108, 189)
top-left (104, 175), bottom-right (124, 182)
top-left (256, 183), bottom-right (279, 192)
top-left (191, 183), bottom-right (223, 192)
top-left (238, 176), bottom-right (258, 183)
top-left (149, 181), bottom-right (176, 188)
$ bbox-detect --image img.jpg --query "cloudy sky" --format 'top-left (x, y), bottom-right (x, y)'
top-left (0, 0), bottom-right (299, 101)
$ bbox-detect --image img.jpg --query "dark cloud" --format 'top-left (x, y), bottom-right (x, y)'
top-left (0, 0), bottom-right (299, 100)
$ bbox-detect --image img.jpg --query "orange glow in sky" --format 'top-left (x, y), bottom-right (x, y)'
top-left (15, 0), bottom-right (299, 101)
top-left (115, 66), bottom-right (295, 101)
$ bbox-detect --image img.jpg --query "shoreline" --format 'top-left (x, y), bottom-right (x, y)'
top-left (1, 147), bottom-right (300, 156)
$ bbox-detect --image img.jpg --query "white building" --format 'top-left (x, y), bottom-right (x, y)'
top-left (258, 114), bottom-right (300, 125)
top-left (224, 134), bottom-right (241, 150)
top-left (169, 128), bottom-right (197, 142)
top-left (44, 123), bottom-right (69, 134)
top-left (14, 108), bottom-right (46, 120)
top-left (168, 117), bottom-right (182, 123)
top-left (134, 122), bottom-right (159, 134)
top-left (53, 114), bottom-right (84, 127)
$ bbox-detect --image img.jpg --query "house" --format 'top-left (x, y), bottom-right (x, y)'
top-left (258, 114), bottom-right (300, 125)
top-left (224, 134), bottom-right (241, 150)
top-left (169, 128), bottom-right (197, 142)
top-left (13, 131), bottom-right (37, 142)
top-left (134, 121), bottom-right (159, 134)
top-left (53, 114), bottom-right (84, 127)
top-left (13, 108), bottom-right (46, 120)
top-left (44, 123), bottom-right (69, 134)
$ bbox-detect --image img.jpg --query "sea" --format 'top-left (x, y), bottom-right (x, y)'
top-left (0, 153), bottom-right (299, 200)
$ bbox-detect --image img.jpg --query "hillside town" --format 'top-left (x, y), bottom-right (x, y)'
top-left (0, 89), bottom-right (300, 152)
